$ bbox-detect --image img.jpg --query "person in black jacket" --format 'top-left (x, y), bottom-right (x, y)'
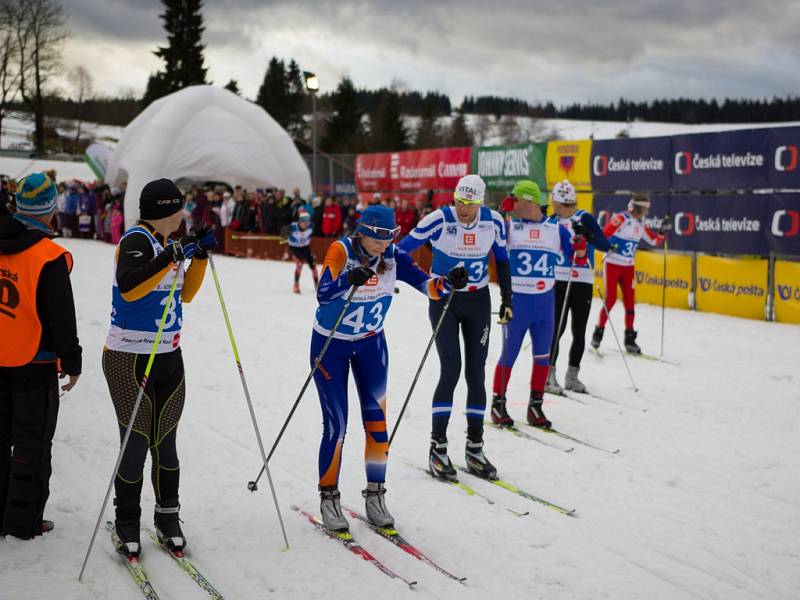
top-left (0, 172), bottom-right (81, 539)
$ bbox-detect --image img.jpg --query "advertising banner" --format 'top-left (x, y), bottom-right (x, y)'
top-left (768, 126), bottom-right (800, 189)
top-left (696, 256), bottom-right (768, 320)
top-left (575, 192), bottom-right (593, 215)
top-left (593, 194), bottom-right (670, 247)
top-left (767, 193), bottom-right (800, 255)
top-left (592, 250), bottom-right (691, 309)
top-left (355, 147), bottom-right (471, 193)
top-left (471, 142), bottom-right (547, 192)
top-left (590, 136), bottom-right (672, 192)
top-left (545, 140), bottom-right (593, 191)
top-left (671, 128), bottom-right (771, 191)
top-left (774, 260), bottom-right (800, 324)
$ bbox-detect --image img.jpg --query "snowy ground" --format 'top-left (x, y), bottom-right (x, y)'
top-left (1, 239), bottom-right (798, 600)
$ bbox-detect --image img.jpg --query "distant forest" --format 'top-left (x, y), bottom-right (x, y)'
top-left (18, 91), bottom-right (800, 129)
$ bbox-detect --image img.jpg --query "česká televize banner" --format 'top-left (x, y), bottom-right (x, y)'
top-left (594, 193), bottom-right (800, 256)
top-left (769, 127), bottom-right (800, 189)
top-left (671, 128), bottom-right (772, 191)
top-left (590, 136), bottom-right (672, 192)
top-left (355, 147), bottom-right (471, 192)
top-left (470, 143), bottom-right (547, 192)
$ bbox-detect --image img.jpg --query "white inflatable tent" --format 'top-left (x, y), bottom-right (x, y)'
top-left (105, 85), bottom-right (312, 228)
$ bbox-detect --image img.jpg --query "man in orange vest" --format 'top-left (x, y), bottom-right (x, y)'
top-left (0, 171), bottom-right (81, 539)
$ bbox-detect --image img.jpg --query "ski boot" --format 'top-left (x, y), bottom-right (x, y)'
top-left (428, 435), bottom-right (457, 481)
top-left (465, 434), bottom-right (498, 480)
top-left (292, 282), bottom-right (301, 294)
top-left (591, 326), bottom-right (604, 349)
top-left (564, 365), bottom-right (587, 393)
top-left (545, 369), bottom-right (564, 395)
top-left (362, 482), bottom-right (395, 529)
top-left (527, 391), bottom-right (552, 429)
top-left (624, 329), bottom-right (642, 354)
top-left (114, 497), bottom-right (141, 558)
top-left (490, 394), bottom-right (514, 426)
top-left (320, 486), bottom-right (349, 532)
top-left (154, 497), bottom-right (186, 553)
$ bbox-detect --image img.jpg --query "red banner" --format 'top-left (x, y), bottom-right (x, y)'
top-left (355, 147), bottom-right (472, 193)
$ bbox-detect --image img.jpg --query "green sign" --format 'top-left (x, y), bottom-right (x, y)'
top-left (471, 142), bottom-right (547, 192)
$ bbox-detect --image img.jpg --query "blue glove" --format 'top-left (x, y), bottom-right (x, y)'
top-left (192, 226), bottom-right (217, 258)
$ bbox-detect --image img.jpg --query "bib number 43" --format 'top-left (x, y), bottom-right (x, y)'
top-left (342, 303), bottom-right (385, 334)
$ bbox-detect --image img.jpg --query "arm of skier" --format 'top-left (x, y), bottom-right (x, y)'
top-left (643, 227), bottom-right (665, 246)
top-left (116, 231), bottom-right (172, 301)
top-left (579, 213), bottom-right (612, 252)
top-left (395, 248), bottom-right (450, 299)
top-left (491, 210), bottom-right (513, 309)
top-left (397, 210), bottom-right (443, 254)
top-left (316, 241), bottom-right (351, 304)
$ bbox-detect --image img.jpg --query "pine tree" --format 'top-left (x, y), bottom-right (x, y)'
top-left (447, 110), bottom-right (473, 146)
top-left (285, 59), bottom-right (306, 137)
top-left (369, 89), bottom-right (408, 151)
top-left (321, 76), bottom-right (364, 154)
top-left (255, 57), bottom-right (289, 127)
top-left (413, 96), bottom-right (442, 149)
top-left (143, 0), bottom-right (208, 107)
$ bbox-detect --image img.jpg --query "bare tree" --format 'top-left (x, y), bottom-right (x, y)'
top-left (473, 113), bottom-right (493, 145)
top-left (11, 0), bottom-right (68, 153)
top-left (0, 0), bottom-right (21, 149)
top-left (70, 65), bottom-right (92, 147)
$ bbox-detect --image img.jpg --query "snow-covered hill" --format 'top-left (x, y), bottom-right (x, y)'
top-left (0, 239), bottom-right (797, 599)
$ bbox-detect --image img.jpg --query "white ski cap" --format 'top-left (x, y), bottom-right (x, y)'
top-left (454, 174), bottom-right (486, 204)
top-left (551, 179), bottom-right (576, 205)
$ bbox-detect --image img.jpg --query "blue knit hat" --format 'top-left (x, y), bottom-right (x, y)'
top-left (357, 205), bottom-right (399, 240)
top-left (16, 172), bottom-right (57, 216)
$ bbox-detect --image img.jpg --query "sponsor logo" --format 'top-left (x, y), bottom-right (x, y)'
top-left (365, 275), bottom-right (379, 287)
top-left (674, 150), bottom-right (765, 175)
top-left (596, 210), bottom-right (611, 228)
top-left (636, 270), bottom-right (690, 289)
top-left (390, 153), bottom-right (400, 180)
top-left (463, 233), bottom-right (476, 246)
top-left (536, 280), bottom-right (546, 290)
top-left (172, 332), bottom-right (180, 349)
top-left (777, 284), bottom-right (800, 301)
top-left (771, 209), bottom-right (800, 237)
top-left (477, 148), bottom-right (530, 178)
top-left (126, 250), bottom-right (144, 258)
top-left (513, 222), bottom-right (524, 231)
top-left (674, 212), bottom-right (696, 236)
top-left (698, 277), bottom-right (765, 297)
top-left (529, 229), bottom-right (540, 239)
top-left (774, 145), bottom-right (799, 172)
top-left (439, 160), bottom-right (469, 179)
top-left (446, 224), bottom-right (458, 236)
top-left (674, 212), bottom-right (761, 236)
top-left (556, 143), bottom-right (579, 175)
top-left (593, 155), bottom-right (664, 176)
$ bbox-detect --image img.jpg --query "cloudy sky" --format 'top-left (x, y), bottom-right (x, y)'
top-left (60, 0), bottom-right (800, 106)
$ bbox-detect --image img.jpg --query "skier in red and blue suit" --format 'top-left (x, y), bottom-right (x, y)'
top-left (312, 205), bottom-right (466, 533)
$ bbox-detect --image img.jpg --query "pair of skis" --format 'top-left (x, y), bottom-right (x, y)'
top-left (292, 505), bottom-right (465, 588)
top-left (106, 521), bottom-right (223, 600)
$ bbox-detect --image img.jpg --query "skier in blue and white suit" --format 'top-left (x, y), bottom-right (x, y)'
top-left (398, 174), bottom-right (512, 482)
top-left (313, 205), bottom-right (467, 533)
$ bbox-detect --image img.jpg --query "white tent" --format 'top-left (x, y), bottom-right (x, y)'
top-left (105, 85), bottom-right (312, 228)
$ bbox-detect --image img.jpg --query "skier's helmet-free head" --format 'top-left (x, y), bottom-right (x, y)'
top-left (454, 174), bottom-right (486, 205)
top-left (298, 210), bottom-right (311, 222)
top-left (511, 179), bottom-right (545, 206)
top-left (551, 180), bottom-right (577, 205)
top-left (357, 205), bottom-right (400, 240)
top-left (628, 193), bottom-right (651, 214)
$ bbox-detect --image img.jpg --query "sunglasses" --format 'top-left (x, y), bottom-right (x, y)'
top-left (455, 196), bottom-right (482, 206)
top-left (360, 223), bottom-right (401, 239)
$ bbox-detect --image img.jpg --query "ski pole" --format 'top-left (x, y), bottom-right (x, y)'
top-left (549, 252), bottom-right (578, 364)
top-left (207, 253), bottom-right (289, 549)
top-left (79, 264), bottom-right (183, 582)
top-left (388, 291), bottom-right (454, 446)
top-left (595, 277), bottom-right (638, 392)
top-left (660, 234), bottom-right (669, 357)
top-left (248, 285), bottom-right (358, 492)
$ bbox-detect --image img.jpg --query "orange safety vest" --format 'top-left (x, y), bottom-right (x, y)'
top-left (0, 237), bottom-right (73, 367)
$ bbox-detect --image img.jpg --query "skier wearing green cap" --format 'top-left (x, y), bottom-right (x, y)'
top-left (491, 180), bottom-right (586, 428)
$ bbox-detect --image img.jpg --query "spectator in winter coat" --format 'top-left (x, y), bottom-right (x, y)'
top-left (311, 196), bottom-right (324, 233)
top-left (321, 196), bottom-right (342, 237)
top-left (395, 198), bottom-right (418, 238)
top-left (342, 206), bottom-right (359, 236)
top-left (77, 186), bottom-right (95, 239)
top-left (110, 200), bottom-right (124, 244)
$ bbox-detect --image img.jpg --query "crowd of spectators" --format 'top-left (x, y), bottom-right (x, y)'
top-left (1, 171), bottom-right (439, 247)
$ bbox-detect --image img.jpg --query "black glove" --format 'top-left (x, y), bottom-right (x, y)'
top-left (347, 266), bottom-right (374, 287)
top-left (661, 214), bottom-right (673, 233)
top-left (572, 220), bottom-right (589, 238)
top-left (164, 236), bottom-right (198, 262)
top-left (498, 299), bottom-right (513, 324)
top-left (445, 266), bottom-right (468, 290)
top-left (191, 226), bottom-right (217, 258)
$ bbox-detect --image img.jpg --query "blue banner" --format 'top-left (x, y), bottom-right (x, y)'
top-left (768, 193), bottom-right (800, 255)
top-left (593, 194), bottom-right (670, 249)
top-left (670, 128), bottom-right (771, 192)
top-left (768, 127), bottom-right (800, 189)
top-left (591, 137), bottom-right (672, 192)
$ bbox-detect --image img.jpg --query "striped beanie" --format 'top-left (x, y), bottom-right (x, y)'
top-left (16, 172), bottom-right (57, 216)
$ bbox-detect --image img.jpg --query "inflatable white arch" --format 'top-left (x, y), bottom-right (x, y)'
top-left (105, 85), bottom-right (312, 228)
